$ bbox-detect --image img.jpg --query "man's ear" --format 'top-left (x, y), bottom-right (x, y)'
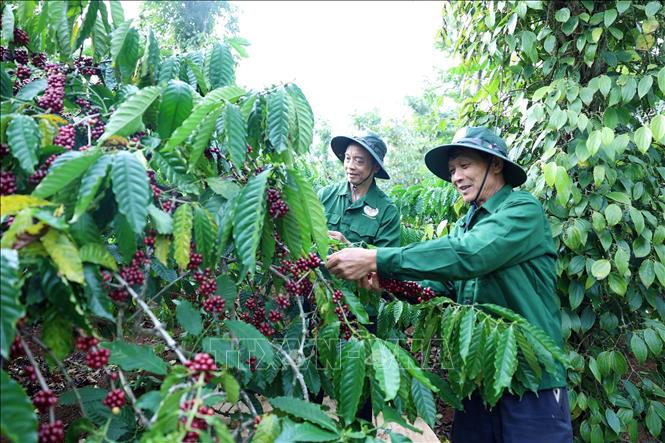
top-left (491, 157), bottom-right (505, 174)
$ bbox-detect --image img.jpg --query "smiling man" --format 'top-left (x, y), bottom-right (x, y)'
top-left (326, 127), bottom-right (572, 442)
top-left (318, 134), bottom-right (400, 248)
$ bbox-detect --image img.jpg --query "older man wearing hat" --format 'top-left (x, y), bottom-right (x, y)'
top-left (318, 134), bottom-right (400, 248)
top-left (327, 127), bottom-right (572, 442)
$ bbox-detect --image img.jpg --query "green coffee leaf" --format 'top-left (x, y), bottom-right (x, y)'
top-left (173, 203), bottom-right (193, 269)
top-left (0, 369), bottom-right (38, 443)
top-left (7, 115), bottom-right (40, 174)
top-left (102, 341), bottom-right (168, 375)
top-left (175, 300), bottom-right (203, 336)
top-left (339, 339), bottom-right (366, 425)
top-left (157, 80), bottom-right (193, 139)
top-left (371, 340), bottom-right (400, 401)
top-left (232, 169), bottom-right (270, 274)
top-left (268, 396), bottom-right (338, 432)
top-left (99, 85), bottom-right (163, 143)
top-left (111, 152), bottom-right (150, 234)
top-left (34, 150), bottom-right (102, 199)
top-left (0, 250), bottom-right (23, 360)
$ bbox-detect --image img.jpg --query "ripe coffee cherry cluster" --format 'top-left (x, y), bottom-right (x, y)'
top-left (29, 154), bottom-right (58, 184)
top-left (379, 278), bottom-right (436, 303)
top-left (53, 125), bottom-right (76, 150)
top-left (258, 321), bottom-right (276, 338)
top-left (180, 399), bottom-right (214, 431)
top-left (202, 296), bottom-right (225, 315)
top-left (0, 46), bottom-right (9, 61)
top-left (89, 117), bottom-right (105, 141)
top-left (185, 353), bottom-right (217, 383)
top-left (103, 389), bottom-right (126, 410)
top-left (268, 309), bottom-right (283, 323)
top-left (76, 335), bottom-right (99, 352)
top-left (120, 250), bottom-right (149, 286)
top-left (38, 65), bottom-right (66, 114)
top-left (188, 246), bottom-right (203, 270)
top-left (75, 98), bottom-right (92, 113)
top-left (204, 146), bottom-right (220, 159)
top-left (74, 56), bottom-right (97, 76)
top-left (275, 293), bottom-right (290, 309)
top-left (162, 199), bottom-right (174, 213)
top-left (23, 364), bottom-right (38, 382)
top-left (31, 53), bottom-right (47, 69)
top-left (109, 288), bottom-right (129, 302)
top-left (278, 254), bottom-right (322, 279)
top-left (16, 64), bottom-right (31, 80)
top-left (144, 233), bottom-right (156, 247)
top-left (0, 143), bottom-right (9, 157)
top-left (13, 28), bottom-right (30, 46)
top-left (193, 268), bottom-right (217, 297)
top-left (274, 234), bottom-right (288, 258)
top-left (9, 336), bottom-right (24, 359)
top-left (147, 170), bottom-right (162, 201)
top-left (266, 188), bottom-right (289, 218)
top-left (32, 389), bottom-right (58, 412)
top-left (247, 356), bottom-right (258, 372)
top-left (38, 420), bottom-right (65, 443)
top-left (86, 347), bottom-right (110, 369)
top-left (332, 289), bottom-right (343, 303)
top-left (13, 48), bottom-right (28, 65)
top-left (0, 170), bottom-right (17, 195)
top-left (285, 278), bottom-right (313, 299)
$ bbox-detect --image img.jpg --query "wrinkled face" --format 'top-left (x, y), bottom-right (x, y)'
top-left (343, 144), bottom-right (377, 186)
top-left (448, 148), bottom-right (504, 204)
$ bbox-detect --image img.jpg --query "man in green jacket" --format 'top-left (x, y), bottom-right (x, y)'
top-left (317, 134), bottom-right (400, 422)
top-left (318, 134), bottom-right (400, 248)
top-left (326, 127), bottom-right (572, 442)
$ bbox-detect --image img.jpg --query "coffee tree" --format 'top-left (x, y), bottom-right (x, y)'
top-left (441, 0), bottom-right (665, 441)
top-left (1, 2), bottom-right (571, 442)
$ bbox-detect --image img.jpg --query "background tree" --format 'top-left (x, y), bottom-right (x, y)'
top-left (138, 1), bottom-right (242, 52)
top-left (441, 1), bottom-right (665, 441)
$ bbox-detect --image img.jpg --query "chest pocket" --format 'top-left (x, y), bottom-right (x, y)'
top-left (325, 213), bottom-right (341, 229)
top-left (346, 218), bottom-right (379, 243)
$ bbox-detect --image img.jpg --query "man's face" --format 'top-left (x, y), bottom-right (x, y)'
top-left (343, 144), bottom-right (377, 186)
top-left (448, 149), bottom-right (502, 204)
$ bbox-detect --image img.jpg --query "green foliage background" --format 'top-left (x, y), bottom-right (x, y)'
top-left (433, 1), bottom-right (664, 441)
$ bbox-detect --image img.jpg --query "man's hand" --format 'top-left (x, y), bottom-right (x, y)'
top-left (328, 230), bottom-right (350, 244)
top-left (326, 248), bottom-right (377, 280)
top-left (358, 272), bottom-right (381, 291)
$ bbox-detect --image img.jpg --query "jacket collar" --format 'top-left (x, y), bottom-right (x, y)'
top-left (480, 184), bottom-right (512, 214)
top-left (337, 180), bottom-right (381, 207)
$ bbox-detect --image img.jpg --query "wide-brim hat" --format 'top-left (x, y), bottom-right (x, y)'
top-left (425, 126), bottom-right (526, 187)
top-left (330, 134), bottom-right (390, 180)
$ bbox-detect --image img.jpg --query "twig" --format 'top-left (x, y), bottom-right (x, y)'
top-left (117, 369), bottom-right (150, 427)
top-left (294, 295), bottom-right (308, 365)
top-left (18, 335), bottom-right (55, 423)
top-left (30, 335), bottom-right (85, 416)
top-left (240, 391), bottom-right (258, 418)
top-left (114, 273), bottom-right (188, 364)
top-left (270, 343), bottom-right (309, 401)
top-left (126, 271), bottom-right (190, 324)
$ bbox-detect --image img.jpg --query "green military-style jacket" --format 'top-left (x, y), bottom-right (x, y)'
top-left (318, 180), bottom-right (401, 248)
top-left (377, 185), bottom-right (566, 389)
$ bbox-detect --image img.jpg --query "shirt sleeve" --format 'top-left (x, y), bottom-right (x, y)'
top-left (373, 204), bottom-right (401, 248)
top-left (376, 197), bottom-right (546, 281)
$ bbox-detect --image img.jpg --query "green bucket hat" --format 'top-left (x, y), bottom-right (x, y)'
top-left (330, 134), bottom-right (390, 180)
top-left (424, 126), bottom-right (526, 187)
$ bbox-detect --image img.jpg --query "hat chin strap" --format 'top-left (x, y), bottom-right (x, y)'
top-left (464, 160), bottom-right (492, 233)
top-left (351, 172), bottom-right (373, 192)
